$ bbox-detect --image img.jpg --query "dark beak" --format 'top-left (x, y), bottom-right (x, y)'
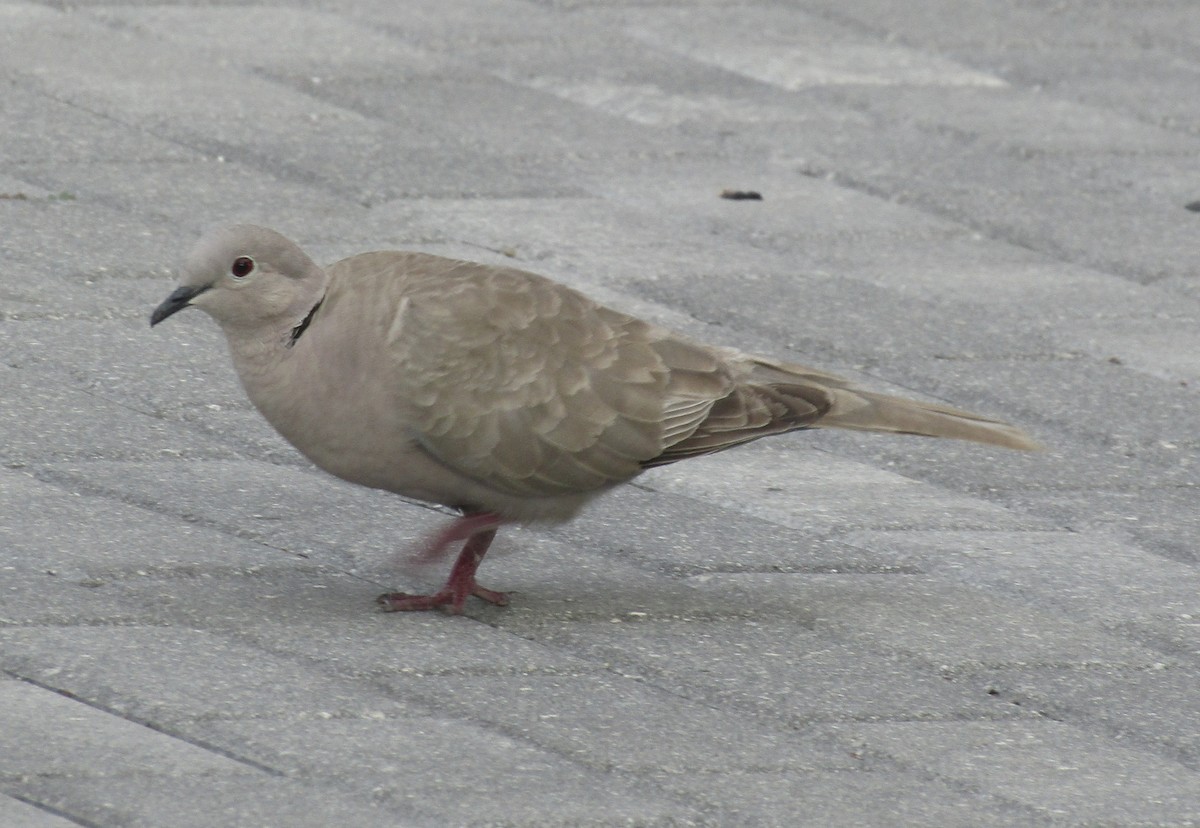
top-left (150, 284), bottom-right (210, 327)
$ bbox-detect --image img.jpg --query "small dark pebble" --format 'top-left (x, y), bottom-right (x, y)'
top-left (1185, 201), bottom-right (1200, 212)
top-left (720, 189), bottom-right (763, 201)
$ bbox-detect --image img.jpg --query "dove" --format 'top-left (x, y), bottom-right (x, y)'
top-left (151, 224), bottom-right (1041, 613)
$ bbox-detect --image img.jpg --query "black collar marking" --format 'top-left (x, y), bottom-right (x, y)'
top-left (287, 298), bottom-right (324, 348)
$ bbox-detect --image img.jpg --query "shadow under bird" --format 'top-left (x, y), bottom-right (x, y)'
top-left (151, 225), bottom-right (1041, 613)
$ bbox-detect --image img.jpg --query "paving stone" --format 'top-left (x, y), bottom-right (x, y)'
top-left (691, 573), bottom-right (1166, 670)
top-left (649, 766), bottom-right (1038, 826)
top-left (560, 481), bottom-right (938, 575)
top-left (0, 795), bottom-right (79, 828)
top-left (0, 570), bottom-right (145, 628)
top-left (13, 775), bottom-right (424, 828)
top-left (105, 569), bottom-right (589, 676)
top-left (0, 681), bottom-right (244, 778)
top-left (1052, 315), bottom-right (1200, 387)
top-left (842, 529), bottom-right (1200, 630)
top-left (488, 616), bottom-right (1034, 727)
top-left (0, 469), bottom-right (298, 583)
top-left (989, 664), bottom-right (1200, 762)
top-left (0, 626), bottom-right (420, 724)
top-left (394, 673), bottom-right (857, 775)
top-left (16, 157), bottom-right (367, 235)
top-left (43, 459), bottom-right (431, 570)
top-left (620, 5), bottom-right (1007, 89)
top-left (640, 440), bottom-right (1039, 537)
top-left (0, 366), bottom-right (240, 465)
top-left (0, 81), bottom-right (194, 165)
top-left (830, 84), bottom-right (1195, 155)
top-left (85, 6), bottom-right (434, 74)
top-left (821, 720), bottom-right (1200, 822)
top-left (188, 715), bottom-right (692, 825)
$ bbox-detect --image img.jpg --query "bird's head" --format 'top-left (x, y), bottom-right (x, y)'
top-left (150, 224), bottom-right (327, 335)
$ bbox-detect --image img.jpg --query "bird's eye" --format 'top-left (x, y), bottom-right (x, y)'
top-left (230, 256), bottom-right (255, 279)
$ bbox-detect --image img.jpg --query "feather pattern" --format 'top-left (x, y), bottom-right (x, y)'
top-left (335, 252), bottom-right (1039, 500)
top-left (158, 227), bottom-right (1040, 526)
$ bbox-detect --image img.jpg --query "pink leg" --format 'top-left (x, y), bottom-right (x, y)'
top-left (410, 512), bottom-right (503, 564)
top-left (377, 513), bottom-right (509, 614)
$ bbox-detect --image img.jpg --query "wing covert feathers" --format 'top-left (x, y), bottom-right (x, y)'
top-left (355, 253), bottom-right (1038, 501)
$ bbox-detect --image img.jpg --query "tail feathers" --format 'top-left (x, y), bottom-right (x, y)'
top-left (741, 357), bottom-right (1041, 451)
top-left (645, 354), bottom-right (1042, 469)
top-left (816, 387), bottom-right (1043, 451)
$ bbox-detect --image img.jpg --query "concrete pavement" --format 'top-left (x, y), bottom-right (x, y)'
top-left (3, 0), bottom-right (1200, 825)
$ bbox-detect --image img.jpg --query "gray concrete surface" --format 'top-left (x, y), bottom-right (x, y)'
top-left (2, 0), bottom-right (1199, 825)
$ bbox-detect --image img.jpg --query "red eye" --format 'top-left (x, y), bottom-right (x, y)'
top-left (231, 256), bottom-right (255, 278)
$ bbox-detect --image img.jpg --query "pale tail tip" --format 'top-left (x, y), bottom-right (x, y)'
top-left (999, 430), bottom-right (1046, 452)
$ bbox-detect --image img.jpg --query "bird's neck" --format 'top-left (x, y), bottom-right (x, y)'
top-left (221, 288), bottom-right (326, 358)
top-left (220, 303), bottom-right (317, 409)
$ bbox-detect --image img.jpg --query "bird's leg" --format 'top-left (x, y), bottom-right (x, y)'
top-left (410, 511), bottom-right (503, 564)
top-left (377, 513), bottom-right (508, 614)
top-left (444, 527), bottom-right (508, 605)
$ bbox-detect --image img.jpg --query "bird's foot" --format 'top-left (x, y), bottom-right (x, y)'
top-left (377, 582), bottom-right (510, 614)
top-left (380, 513), bottom-right (507, 613)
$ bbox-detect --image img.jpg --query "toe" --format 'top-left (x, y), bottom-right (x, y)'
top-left (376, 591), bottom-right (452, 612)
